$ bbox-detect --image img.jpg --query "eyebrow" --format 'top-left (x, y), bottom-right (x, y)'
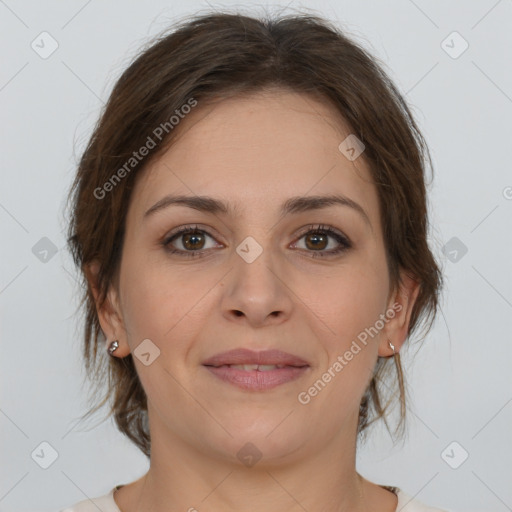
top-left (143, 193), bottom-right (371, 227)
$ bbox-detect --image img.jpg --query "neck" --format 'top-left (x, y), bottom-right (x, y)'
top-left (124, 406), bottom-right (369, 512)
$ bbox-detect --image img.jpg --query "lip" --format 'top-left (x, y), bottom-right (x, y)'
top-left (202, 348), bottom-right (309, 367)
top-left (204, 365), bottom-right (309, 391)
top-left (202, 348), bottom-right (310, 391)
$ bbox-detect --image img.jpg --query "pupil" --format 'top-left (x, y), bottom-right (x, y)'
top-left (180, 231), bottom-right (328, 251)
top-left (306, 233), bottom-right (327, 250)
top-left (184, 231), bottom-right (203, 250)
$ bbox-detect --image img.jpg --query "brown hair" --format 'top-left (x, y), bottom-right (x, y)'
top-left (66, 10), bottom-right (442, 458)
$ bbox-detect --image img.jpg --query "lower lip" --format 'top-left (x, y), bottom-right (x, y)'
top-left (203, 365), bottom-right (309, 391)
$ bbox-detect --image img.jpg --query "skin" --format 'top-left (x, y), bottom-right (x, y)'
top-left (88, 89), bottom-right (419, 512)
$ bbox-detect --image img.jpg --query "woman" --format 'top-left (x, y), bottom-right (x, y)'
top-left (62, 11), bottom-right (447, 512)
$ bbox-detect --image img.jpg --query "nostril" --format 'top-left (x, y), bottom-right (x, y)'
top-left (233, 310), bottom-right (243, 317)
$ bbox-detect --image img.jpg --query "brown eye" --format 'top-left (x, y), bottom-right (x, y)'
top-left (182, 231), bottom-right (206, 250)
top-left (163, 225), bottom-right (220, 257)
top-left (304, 232), bottom-right (328, 251)
top-left (293, 224), bottom-right (351, 259)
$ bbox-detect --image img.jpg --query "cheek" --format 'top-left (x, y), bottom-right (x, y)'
top-left (314, 254), bottom-right (389, 402)
top-left (119, 257), bottom-right (216, 353)
top-left (305, 260), bottom-right (388, 346)
top-left (301, 269), bottom-right (386, 414)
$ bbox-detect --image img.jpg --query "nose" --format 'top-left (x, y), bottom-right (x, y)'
top-left (220, 244), bottom-right (294, 328)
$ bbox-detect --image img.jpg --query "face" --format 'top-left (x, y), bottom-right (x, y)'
top-left (96, 89), bottom-right (417, 465)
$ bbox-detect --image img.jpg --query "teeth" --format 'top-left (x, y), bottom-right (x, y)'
top-left (228, 364), bottom-right (287, 371)
top-left (258, 365), bottom-right (281, 371)
top-left (230, 364), bottom-right (259, 371)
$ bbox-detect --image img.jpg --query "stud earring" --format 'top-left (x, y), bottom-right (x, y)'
top-left (107, 339), bottom-right (119, 356)
top-left (388, 340), bottom-right (396, 356)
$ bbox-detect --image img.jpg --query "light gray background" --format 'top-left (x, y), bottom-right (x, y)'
top-left (1, 1), bottom-right (511, 511)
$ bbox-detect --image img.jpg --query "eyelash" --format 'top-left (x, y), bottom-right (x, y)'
top-left (161, 224), bottom-right (352, 259)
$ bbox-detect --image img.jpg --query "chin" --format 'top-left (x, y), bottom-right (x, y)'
top-left (204, 419), bottom-right (309, 466)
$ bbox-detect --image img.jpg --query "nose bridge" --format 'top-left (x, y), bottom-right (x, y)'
top-left (221, 232), bottom-right (292, 325)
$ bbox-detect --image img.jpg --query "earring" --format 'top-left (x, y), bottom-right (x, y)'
top-left (107, 340), bottom-right (119, 356)
top-left (388, 340), bottom-right (396, 356)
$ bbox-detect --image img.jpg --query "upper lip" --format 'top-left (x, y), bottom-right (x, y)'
top-left (202, 348), bottom-right (309, 367)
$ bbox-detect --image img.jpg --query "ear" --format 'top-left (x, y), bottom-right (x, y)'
top-left (84, 260), bottom-right (130, 357)
top-left (378, 269), bottom-right (421, 357)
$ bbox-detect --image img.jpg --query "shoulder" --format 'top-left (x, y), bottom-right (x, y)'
top-left (395, 488), bottom-right (452, 512)
top-left (59, 487), bottom-right (120, 512)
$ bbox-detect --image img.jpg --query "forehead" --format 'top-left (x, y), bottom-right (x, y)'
top-left (129, 90), bottom-right (379, 226)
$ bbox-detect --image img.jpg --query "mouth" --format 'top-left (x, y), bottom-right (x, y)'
top-left (202, 349), bottom-right (310, 391)
top-left (203, 364), bottom-right (310, 391)
top-left (212, 363), bottom-right (299, 371)
top-left (202, 348), bottom-right (310, 367)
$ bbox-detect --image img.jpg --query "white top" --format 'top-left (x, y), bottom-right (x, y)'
top-left (60, 485), bottom-right (451, 512)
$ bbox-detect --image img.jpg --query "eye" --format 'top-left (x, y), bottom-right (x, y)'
top-left (291, 224), bottom-right (351, 258)
top-left (162, 225), bottom-right (221, 257)
top-left (161, 223), bottom-right (351, 259)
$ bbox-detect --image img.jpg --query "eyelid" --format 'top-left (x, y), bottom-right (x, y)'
top-left (293, 223), bottom-right (351, 245)
top-left (162, 223), bottom-right (352, 257)
top-left (163, 223), bottom-right (224, 245)
top-left (290, 224), bottom-right (352, 258)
